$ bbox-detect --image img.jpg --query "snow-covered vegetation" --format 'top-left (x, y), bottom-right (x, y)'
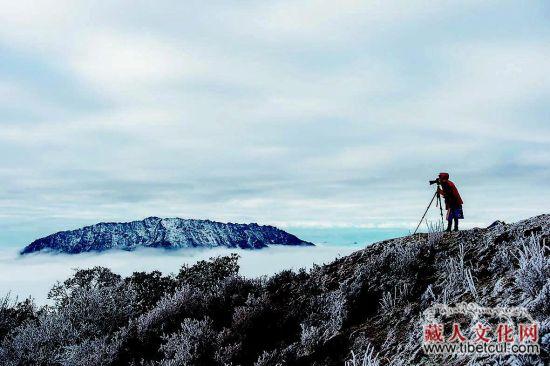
top-left (0, 215), bottom-right (548, 365)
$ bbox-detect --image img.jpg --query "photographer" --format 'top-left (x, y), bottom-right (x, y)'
top-left (436, 172), bottom-right (464, 232)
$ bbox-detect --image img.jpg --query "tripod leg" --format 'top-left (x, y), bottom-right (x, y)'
top-left (438, 196), bottom-right (444, 226)
top-left (435, 184), bottom-right (445, 227)
top-left (413, 190), bottom-right (438, 235)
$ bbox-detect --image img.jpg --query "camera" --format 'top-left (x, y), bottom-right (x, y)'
top-left (429, 178), bottom-right (440, 185)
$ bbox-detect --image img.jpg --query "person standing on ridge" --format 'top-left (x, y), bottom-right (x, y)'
top-left (437, 172), bottom-right (463, 232)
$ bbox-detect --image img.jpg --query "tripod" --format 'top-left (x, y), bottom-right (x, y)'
top-left (413, 184), bottom-right (444, 235)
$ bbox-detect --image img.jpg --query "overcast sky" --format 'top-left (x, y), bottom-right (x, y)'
top-left (1, 1), bottom-right (549, 245)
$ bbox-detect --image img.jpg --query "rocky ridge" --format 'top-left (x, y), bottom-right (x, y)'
top-left (20, 217), bottom-right (313, 254)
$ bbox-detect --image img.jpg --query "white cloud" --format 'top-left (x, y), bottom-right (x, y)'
top-left (68, 30), bottom-right (203, 100)
top-left (0, 0), bottom-right (84, 52)
top-left (440, 42), bottom-right (550, 108)
top-left (237, 0), bottom-right (486, 44)
top-left (363, 41), bottom-right (550, 143)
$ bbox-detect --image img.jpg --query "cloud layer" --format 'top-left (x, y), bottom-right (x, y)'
top-left (0, 245), bottom-right (357, 304)
top-left (0, 1), bottom-right (549, 239)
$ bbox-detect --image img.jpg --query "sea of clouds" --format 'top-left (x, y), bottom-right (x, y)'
top-left (0, 244), bottom-right (358, 305)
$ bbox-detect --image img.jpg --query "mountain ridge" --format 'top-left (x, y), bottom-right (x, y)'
top-left (20, 217), bottom-right (313, 254)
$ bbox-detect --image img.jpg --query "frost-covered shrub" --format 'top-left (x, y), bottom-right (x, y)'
top-left (299, 289), bottom-right (347, 354)
top-left (379, 290), bottom-right (396, 314)
top-left (528, 279), bottom-right (550, 316)
top-left (317, 290), bottom-right (347, 337)
top-left (344, 345), bottom-right (380, 366)
top-left (177, 254), bottom-right (240, 291)
top-left (264, 268), bottom-right (311, 309)
top-left (0, 295), bottom-right (36, 343)
top-left (490, 243), bottom-right (514, 273)
top-left (427, 221), bottom-right (445, 247)
top-left (125, 270), bottom-right (177, 313)
top-left (439, 243), bottom-right (478, 302)
top-left (441, 257), bottom-right (478, 301)
top-left (137, 285), bottom-right (205, 337)
top-left (382, 240), bottom-right (421, 275)
top-left (203, 275), bottom-right (261, 328)
top-left (48, 266), bottom-right (122, 306)
top-left (349, 332), bottom-right (383, 364)
top-left (2, 311), bottom-right (77, 365)
top-left (420, 284), bottom-right (436, 308)
top-left (159, 318), bottom-right (217, 365)
top-left (60, 334), bottom-right (123, 366)
top-left (379, 283), bottom-right (411, 314)
top-left (2, 282), bottom-right (136, 365)
top-left (212, 336), bottom-right (242, 366)
top-left (298, 323), bottom-right (323, 356)
top-left (59, 282), bottom-right (137, 339)
top-left (230, 291), bottom-right (295, 364)
top-left (254, 348), bottom-right (284, 366)
top-left (0, 294), bottom-right (13, 339)
top-left (232, 293), bottom-right (270, 329)
top-left (514, 235), bottom-right (549, 299)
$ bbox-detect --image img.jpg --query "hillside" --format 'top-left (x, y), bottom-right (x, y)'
top-left (1, 214), bottom-right (548, 365)
top-left (20, 217), bottom-right (313, 254)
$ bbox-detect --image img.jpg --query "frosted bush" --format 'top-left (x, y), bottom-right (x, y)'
top-left (49, 266), bottom-right (122, 306)
top-left (60, 283), bottom-right (137, 339)
top-left (0, 295), bottom-right (36, 346)
top-left (380, 283), bottom-right (411, 314)
top-left (2, 281), bottom-right (135, 365)
top-left (0, 294), bottom-right (14, 341)
top-left (254, 349), bottom-right (283, 366)
top-left (420, 284), bottom-right (436, 308)
top-left (231, 292), bottom-right (270, 332)
top-left (0, 293), bottom-right (11, 312)
top-left (514, 235), bottom-right (549, 299)
top-left (395, 243), bottom-right (420, 271)
top-left (3, 311), bottom-right (77, 365)
top-left (379, 239), bottom-right (422, 277)
top-left (344, 345), bottom-right (380, 366)
top-left (318, 290), bottom-right (347, 338)
top-left (137, 285), bottom-right (203, 336)
top-left (464, 269), bottom-right (478, 301)
top-left (528, 279), bottom-right (550, 316)
top-left (60, 335), bottom-right (123, 366)
top-left (440, 243), bottom-right (478, 301)
top-left (299, 324), bottom-right (322, 355)
top-left (379, 290), bottom-right (396, 313)
top-left (427, 221), bottom-right (445, 247)
top-left (299, 289), bottom-right (347, 353)
top-left (159, 318), bottom-right (216, 365)
top-left (490, 243), bottom-right (514, 272)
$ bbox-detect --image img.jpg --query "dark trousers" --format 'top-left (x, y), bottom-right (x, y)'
top-left (447, 218), bottom-right (458, 231)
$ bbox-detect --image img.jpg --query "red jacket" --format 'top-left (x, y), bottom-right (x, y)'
top-left (439, 180), bottom-right (463, 209)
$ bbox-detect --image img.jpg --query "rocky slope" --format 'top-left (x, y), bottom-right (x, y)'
top-left (20, 217), bottom-right (313, 254)
top-left (304, 214), bottom-right (549, 365)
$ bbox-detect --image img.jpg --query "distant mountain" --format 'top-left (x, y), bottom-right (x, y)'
top-left (20, 217), bottom-right (313, 254)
